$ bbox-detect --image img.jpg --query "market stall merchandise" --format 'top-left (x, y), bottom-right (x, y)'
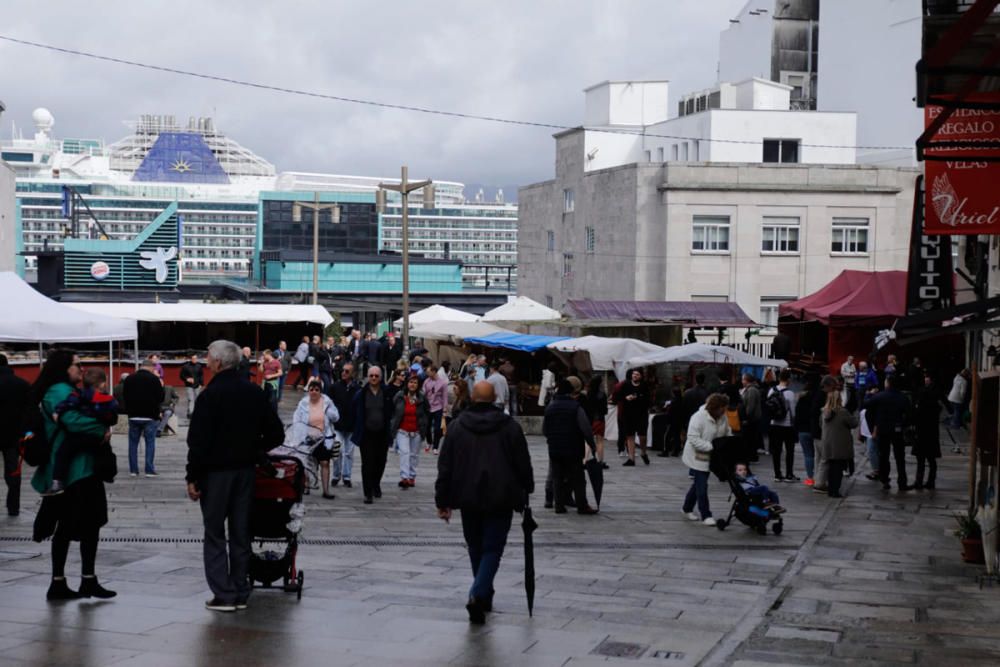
top-left (626, 342), bottom-right (787, 369)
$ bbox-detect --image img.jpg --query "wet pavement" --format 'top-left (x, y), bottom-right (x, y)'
top-left (0, 394), bottom-right (998, 666)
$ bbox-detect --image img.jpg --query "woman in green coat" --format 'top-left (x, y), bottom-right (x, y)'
top-left (30, 350), bottom-right (117, 601)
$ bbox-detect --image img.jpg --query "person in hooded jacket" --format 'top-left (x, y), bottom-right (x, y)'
top-left (435, 381), bottom-right (533, 625)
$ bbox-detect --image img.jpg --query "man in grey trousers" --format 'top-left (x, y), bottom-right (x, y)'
top-left (186, 340), bottom-right (283, 612)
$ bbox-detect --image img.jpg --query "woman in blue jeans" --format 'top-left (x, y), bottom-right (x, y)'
top-left (681, 393), bottom-right (732, 526)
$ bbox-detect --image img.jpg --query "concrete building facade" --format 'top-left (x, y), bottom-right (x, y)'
top-left (0, 159), bottom-right (14, 272)
top-left (519, 127), bottom-right (919, 339)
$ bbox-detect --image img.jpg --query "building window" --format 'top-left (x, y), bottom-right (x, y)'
top-left (692, 216), bottom-right (730, 253)
top-left (763, 139), bottom-right (800, 163)
top-left (761, 217), bottom-right (800, 254)
top-left (585, 227), bottom-right (595, 253)
top-left (671, 145), bottom-right (679, 160)
top-left (563, 188), bottom-right (575, 213)
top-left (657, 147), bottom-right (664, 162)
top-left (545, 295), bottom-right (554, 308)
top-left (563, 253), bottom-right (574, 277)
top-left (831, 218), bottom-right (869, 254)
top-left (546, 230), bottom-right (555, 252)
top-left (760, 298), bottom-right (791, 330)
top-left (681, 143), bottom-right (689, 161)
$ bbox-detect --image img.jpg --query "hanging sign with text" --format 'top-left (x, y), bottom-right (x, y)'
top-left (924, 100), bottom-right (1000, 235)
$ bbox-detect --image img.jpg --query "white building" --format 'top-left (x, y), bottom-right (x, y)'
top-left (719, 0), bottom-right (922, 166)
top-left (578, 78), bottom-right (856, 173)
top-left (518, 80), bottom-right (919, 342)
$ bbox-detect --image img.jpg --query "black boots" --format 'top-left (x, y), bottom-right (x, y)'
top-left (46, 578), bottom-right (80, 601)
top-left (79, 576), bottom-right (117, 599)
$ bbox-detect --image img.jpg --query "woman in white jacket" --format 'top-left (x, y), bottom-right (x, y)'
top-left (681, 393), bottom-right (732, 526)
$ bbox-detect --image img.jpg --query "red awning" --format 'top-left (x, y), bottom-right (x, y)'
top-left (778, 270), bottom-right (907, 327)
top-left (567, 299), bottom-right (757, 328)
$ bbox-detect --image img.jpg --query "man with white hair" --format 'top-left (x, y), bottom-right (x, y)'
top-left (186, 340), bottom-right (284, 612)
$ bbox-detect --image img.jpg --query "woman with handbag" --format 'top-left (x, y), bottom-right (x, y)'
top-left (30, 349), bottom-right (117, 601)
top-left (681, 393), bottom-right (732, 526)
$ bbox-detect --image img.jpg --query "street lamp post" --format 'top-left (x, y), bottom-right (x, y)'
top-left (292, 193), bottom-right (340, 305)
top-left (377, 166), bottom-right (434, 357)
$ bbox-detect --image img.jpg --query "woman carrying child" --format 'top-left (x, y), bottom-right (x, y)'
top-left (31, 350), bottom-right (117, 601)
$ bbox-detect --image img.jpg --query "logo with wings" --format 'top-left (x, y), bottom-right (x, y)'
top-left (139, 246), bottom-right (177, 283)
top-left (931, 172), bottom-right (959, 227)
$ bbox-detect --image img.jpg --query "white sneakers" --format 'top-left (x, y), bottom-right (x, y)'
top-left (683, 511), bottom-right (700, 521)
top-left (703, 517), bottom-right (717, 526)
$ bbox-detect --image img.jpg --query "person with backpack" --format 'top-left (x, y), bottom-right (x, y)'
top-left (766, 369), bottom-right (798, 482)
top-left (30, 350), bottom-right (117, 601)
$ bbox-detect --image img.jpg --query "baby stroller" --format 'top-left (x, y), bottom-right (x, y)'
top-left (248, 455), bottom-right (306, 599)
top-left (709, 436), bottom-right (784, 536)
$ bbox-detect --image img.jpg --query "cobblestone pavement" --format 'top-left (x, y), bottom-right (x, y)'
top-left (0, 395), bottom-right (997, 666)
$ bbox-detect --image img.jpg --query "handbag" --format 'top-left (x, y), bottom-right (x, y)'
top-left (93, 441), bottom-right (118, 483)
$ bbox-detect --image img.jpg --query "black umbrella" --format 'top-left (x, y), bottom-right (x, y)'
top-left (584, 457), bottom-right (604, 508)
top-left (521, 504), bottom-right (537, 617)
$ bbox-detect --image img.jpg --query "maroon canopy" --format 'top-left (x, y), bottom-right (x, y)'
top-left (778, 270), bottom-right (907, 327)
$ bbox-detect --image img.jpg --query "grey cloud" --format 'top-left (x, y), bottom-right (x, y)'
top-left (2, 0), bottom-right (746, 188)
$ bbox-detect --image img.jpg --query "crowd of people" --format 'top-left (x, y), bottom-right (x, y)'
top-left (0, 336), bottom-right (968, 624)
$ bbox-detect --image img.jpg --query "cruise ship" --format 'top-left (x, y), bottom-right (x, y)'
top-left (1, 109), bottom-right (518, 290)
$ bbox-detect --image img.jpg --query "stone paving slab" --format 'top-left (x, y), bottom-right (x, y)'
top-left (0, 394), bottom-right (998, 665)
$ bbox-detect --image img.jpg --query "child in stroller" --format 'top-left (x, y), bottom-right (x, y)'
top-left (710, 436), bottom-right (784, 535)
top-left (734, 463), bottom-right (785, 514)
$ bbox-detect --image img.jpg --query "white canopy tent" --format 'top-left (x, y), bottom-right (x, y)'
top-left (0, 272), bottom-right (138, 343)
top-left (481, 296), bottom-right (562, 322)
top-left (409, 320), bottom-right (511, 343)
top-left (394, 305), bottom-right (479, 329)
top-left (547, 336), bottom-right (667, 380)
top-left (0, 272), bottom-right (138, 381)
top-left (626, 342), bottom-right (788, 369)
top-left (67, 302), bottom-right (334, 327)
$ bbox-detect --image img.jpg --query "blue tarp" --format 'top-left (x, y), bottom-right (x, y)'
top-left (464, 332), bottom-right (572, 352)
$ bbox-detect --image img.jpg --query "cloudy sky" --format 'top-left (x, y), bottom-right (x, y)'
top-left (2, 1), bottom-right (746, 191)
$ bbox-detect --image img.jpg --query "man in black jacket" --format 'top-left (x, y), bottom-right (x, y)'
top-left (123, 360), bottom-right (165, 477)
top-left (350, 365), bottom-right (394, 504)
top-left (864, 375), bottom-right (912, 492)
top-left (544, 378), bottom-right (598, 515)
top-left (0, 355), bottom-right (29, 516)
top-left (186, 340), bottom-right (283, 612)
top-left (327, 363), bottom-right (360, 488)
top-left (179, 354), bottom-right (204, 418)
top-left (435, 381), bottom-right (533, 624)
top-left (382, 333), bottom-right (402, 377)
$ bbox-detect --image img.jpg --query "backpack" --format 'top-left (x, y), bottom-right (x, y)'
top-left (20, 406), bottom-right (55, 467)
top-left (765, 388), bottom-right (788, 421)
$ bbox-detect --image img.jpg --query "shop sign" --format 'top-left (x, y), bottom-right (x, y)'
top-left (90, 261), bottom-right (110, 281)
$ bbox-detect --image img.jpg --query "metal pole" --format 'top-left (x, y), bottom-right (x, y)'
top-left (312, 191), bottom-right (320, 305)
top-left (109, 340), bottom-right (114, 387)
top-left (401, 165), bottom-right (410, 358)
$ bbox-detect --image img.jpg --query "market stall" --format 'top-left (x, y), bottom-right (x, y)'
top-left (64, 301), bottom-right (332, 385)
top-left (547, 336), bottom-right (667, 380)
top-left (463, 331), bottom-right (572, 414)
top-left (393, 304), bottom-right (479, 329)
top-left (480, 296), bottom-right (562, 323)
top-left (0, 272), bottom-right (138, 383)
top-left (408, 320), bottom-right (514, 370)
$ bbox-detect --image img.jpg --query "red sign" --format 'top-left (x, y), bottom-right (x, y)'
top-left (924, 102), bottom-right (1000, 235)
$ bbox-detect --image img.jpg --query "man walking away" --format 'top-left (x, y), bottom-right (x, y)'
top-left (180, 354), bottom-right (204, 418)
top-left (0, 354), bottom-right (29, 516)
top-left (275, 341), bottom-right (292, 403)
top-left (351, 366), bottom-right (393, 504)
top-left (486, 359), bottom-right (510, 413)
top-left (436, 381), bottom-right (534, 624)
top-left (766, 369), bottom-right (798, 482)
top-left (123, 360), bottom-right (164, 477)
top-left (739, 373), bottom-right (762, 462)
top-left (544, 378), bottom-right (599, 515)
top-left (947, 369), bottom-right (970, 430)
top-left (186, 340), bottom-right (284, 612)
top-left (864, 375), bottom-right (912, 492)
top-left (327, 363), bottom-right (360, 488)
